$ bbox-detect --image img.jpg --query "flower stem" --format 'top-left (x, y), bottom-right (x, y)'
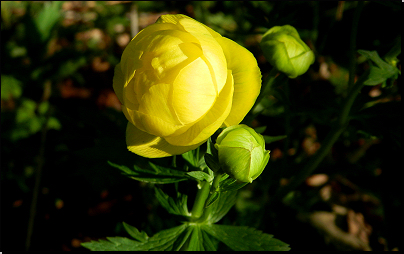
top-left (253, 67), bottom-right (279, 111)
top-left (270, 1), bottom-right (367, 203)
top-left (190, 172), bottom-right (222, 222)
top-left (190, 180), bottom-right (211, 220)
top-left (196, 174), bottom-right (222, 223)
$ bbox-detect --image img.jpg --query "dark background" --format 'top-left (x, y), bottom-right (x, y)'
top-left (1, 1), bottom-right (401, 251)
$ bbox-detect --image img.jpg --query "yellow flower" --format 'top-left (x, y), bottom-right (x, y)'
top-left (113, 14), bottom-right (261, 158)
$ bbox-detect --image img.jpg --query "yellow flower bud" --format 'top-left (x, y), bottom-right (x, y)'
top-left (215, 125), bottom-right (270, 183)
top-left (260, 25), bottom-right (315, 78)
top-left (113, 14), bottom-right (262, 158)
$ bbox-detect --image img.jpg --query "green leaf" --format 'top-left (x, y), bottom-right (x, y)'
top-left (254, 126), bottom-right (267, 134)
top-left (181, 147), bottom-right (200, 168)
top-left (358, 50), bottom-right (399, 86)
top-left (108, 161), bottom-right (190, 184)
top-left (219, 177), bottom-right (248, 192)
top-left (202, 224), bottom-right (290, 251)
top-left (82, 224), bottom-right (188, 251)
top-left (33, 1), bottom-right (64, 42)
top-left (204, 153), bottom-right (221, 172)
top-left (171, 226), bottom-right (194, 251)
top-left (1, 75), bottom-right (22, 100)
top-left (204, 190), bottom-right (237, 224)
top-left (122, 222), bottom-right (149, 243)
top-left (205, 191), bottom-right (220, 208)
top-left (206, 137), bottom-right (219, 159)
top-left (263, 135), bottom-right (287, 144)
top-left (201, 228), bottom-right (219, 251)
top-left (187, 171), bottom-right (213, 182)
top-left (154, 187), bottom-right (191, 217)
top-left (187, 225), bottom-right (204, 251)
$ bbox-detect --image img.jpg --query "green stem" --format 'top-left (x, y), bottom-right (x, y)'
top-left (282, 80), bottom-right (291, 168)
top-left (171, 155), bottom-right (177, 168)
top-left (347, 1), bottom-right (364, 91)
top-left (272, 2), bottom-right (366, 202)
top-left (252, 67), bottom-right (279, 112)
top-left (190, 181), bottom-right (211, 220)
top-left (196, 173), bottom-right (222, 223)
top-left (26, 100), bottom-right (52, 251)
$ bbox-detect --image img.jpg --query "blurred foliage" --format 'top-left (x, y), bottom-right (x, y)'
top-left (1, 1), bottom-right (401, 252)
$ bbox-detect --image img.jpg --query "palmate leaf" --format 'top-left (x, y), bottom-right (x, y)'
top-left (108, 161), bottom-right (190, 184)
top-left (122, 222), bottom-right (148, 242)
top-left (204, 190), bottom-right (237, 224)
top-left (181, 148), bottom-right (201, 168)
top-left (201, 224), bottom-right (291, 251)
top-left (358, 50), bottom-right (399, 86)
top-left (155, 187), bottom-right (191, 217)
top-left (82, 224), bottom-right (188, 251)
top-left (186, 170), bottom-right (213, 182)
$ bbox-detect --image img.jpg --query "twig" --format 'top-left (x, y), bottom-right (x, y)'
top-left (25, 82), bottom-right (52, 251)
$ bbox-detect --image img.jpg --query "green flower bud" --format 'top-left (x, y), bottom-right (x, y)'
top-left (260, 25), bottom-right (315, 78)
top-left (214, 125), bottom-right (270, 183)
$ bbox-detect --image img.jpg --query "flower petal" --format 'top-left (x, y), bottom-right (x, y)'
top-left (126, 122), bottom-right (201, 158)
top-left (178, 18), bottom-right (228, 95)
top-left (113, 63), bottom-right (124, 104)
top-left (171, 57), bottom-right (217, 125)
top-left (165, 70), bottom-right (234, 146)
top-left (215, 37), bottom-right (262, 126)
top-left (122, 104), bottom-right (189, 137)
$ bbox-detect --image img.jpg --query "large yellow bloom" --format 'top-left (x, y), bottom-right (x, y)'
top-left (113, 14), bottom-right (261, 158)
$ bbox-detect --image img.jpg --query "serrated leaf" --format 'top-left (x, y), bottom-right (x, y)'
top-left (108, 161), bottom-right (190, 184)
top-left (187, 171), bottom-right (213, 182)
top-left (172, 226), bottom-right (194, 251)
top-left (206, 137), bottom-right (219, 159)
top-left (181, 148), bottom-right (200, 168)
top-left (82, 237), bottom-right (142, 251)
top-left (122, 222), bottom-right (148, 243)
top-left (219, 177), bottom-right (248, 192)
top-left (187, 225), bottom-right (204, 251)
top-left (204, 153), bottom-right (221, 172)
top-left (204, 190), bottom-right (237, 224)
top-left (202, 224), bottom-right (290, 251)
top-left (263, 135), bottom-right (287, 144)
top-left (358, 50), bottom-right (399, 86)
top-left (155, 187), bottom-right (190, 217)
top-left (201, 228), bottom-right (219, 251)
top-left (205, 191), bottom-right (220, 208)
top-left (82, 224), bottom-right (188, 251)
